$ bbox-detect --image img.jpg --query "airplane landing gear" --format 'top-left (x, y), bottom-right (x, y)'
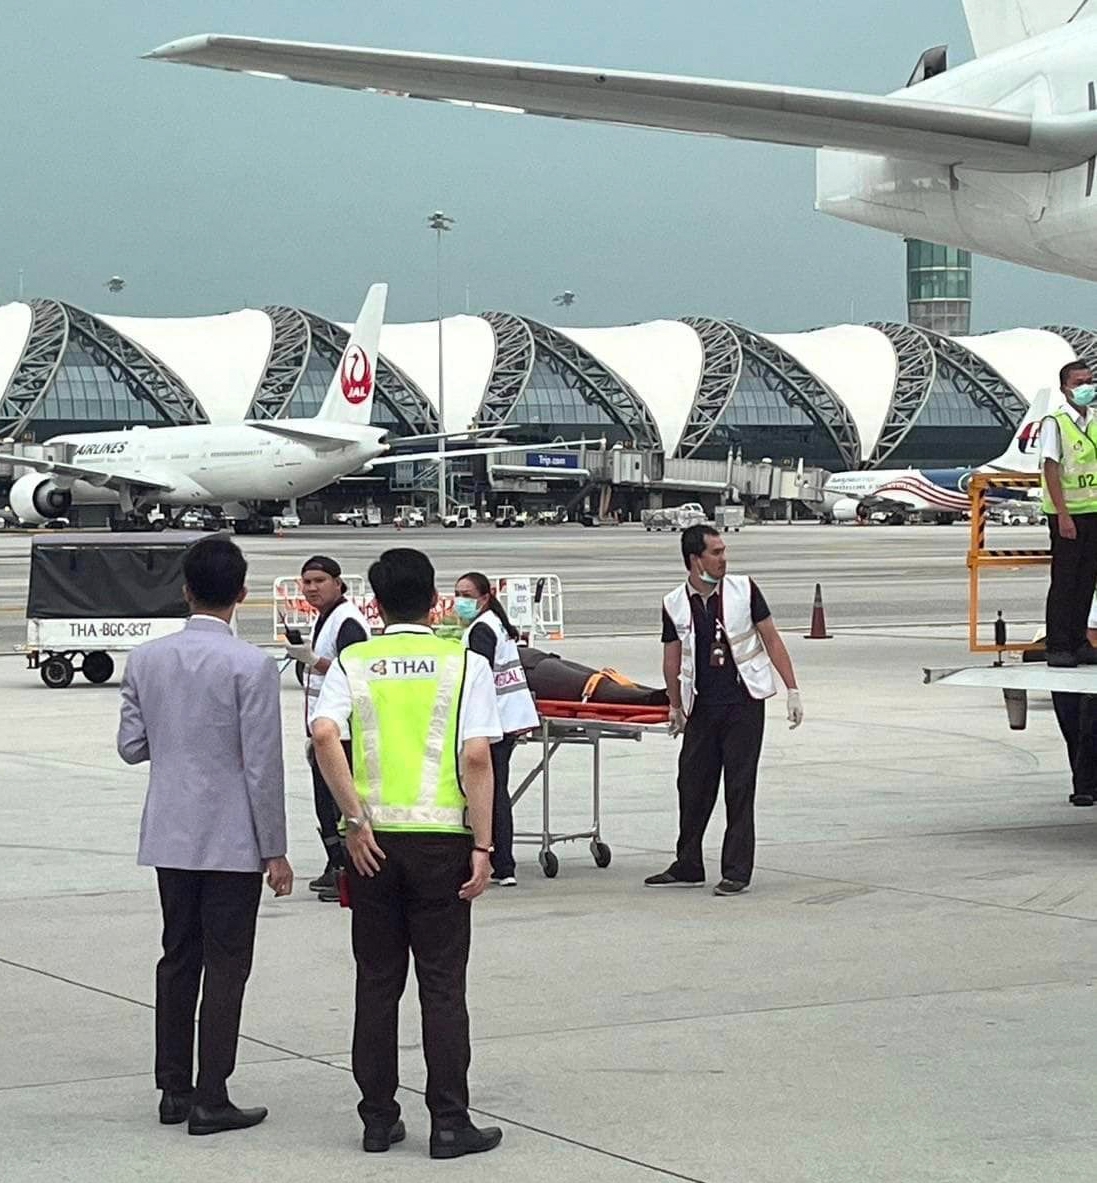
top-left (233, 516), bottom-right (275, 536)
top-left (109, 514), bottom-right (165, 533)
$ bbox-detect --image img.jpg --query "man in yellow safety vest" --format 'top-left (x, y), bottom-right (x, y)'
top-left (1041, 360), bottom-right (1097, 668)
top-left (311, 547), bottom-right (504, 1161)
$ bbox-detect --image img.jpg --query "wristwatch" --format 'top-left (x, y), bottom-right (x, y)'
top-left (473, 844), bottom-right (494, 854)
top-left (346, 815), bottom-right (369, 833)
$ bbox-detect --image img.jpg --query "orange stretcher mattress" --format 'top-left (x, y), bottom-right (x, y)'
top-left (535, 700), bottom-right (670, 726)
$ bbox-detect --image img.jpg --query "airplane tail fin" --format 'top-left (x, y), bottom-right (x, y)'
top-left (316, 283), bottom-right (388, 423)
top-left (983, 388), bottom-right (1050, 472)
top-left (961, 1), bottom-right (1094, 57)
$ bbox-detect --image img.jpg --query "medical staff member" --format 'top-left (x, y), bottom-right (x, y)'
top-left (454, 571), bottom-right (539, 886)
top-left (283, 556), bottom-right (370, 898)
top-left (1041, 361), bottom-right (1097, 668)
top-left (311, 547), bottom-right (504, 1160)
top-left (646, 524), bottom-right (802, 897)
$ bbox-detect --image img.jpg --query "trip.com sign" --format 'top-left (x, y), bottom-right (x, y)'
top-left (526, 451), bottom-right (579, 470)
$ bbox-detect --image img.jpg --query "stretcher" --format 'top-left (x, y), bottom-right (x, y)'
top-left (512, 701), bottom-right (670, 878)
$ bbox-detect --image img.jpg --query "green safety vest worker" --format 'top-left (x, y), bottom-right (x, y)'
top-left (339, 630), bottom-right (471, 834)
top-left (1041, 410), bottom-right (1097, 516)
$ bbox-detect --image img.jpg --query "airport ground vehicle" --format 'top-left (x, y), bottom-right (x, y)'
top-left (715, 504), bottom-right (745, 532)
top-left (443, 505), bottom-right (475, 529)
top-left (334, 505), bottom-right (383, 527)
top-left (274, 510), bottom-right (300, 528)
top-left (641, 502), bottom-right (706, 532)
top-left (20, 532), bottom-right (204, 689)
top-left (495, 504), bottom-right (527, 529)
top-left (393, 504), bottom-right (425, 528)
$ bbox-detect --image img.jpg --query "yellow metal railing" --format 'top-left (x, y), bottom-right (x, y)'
top-left (967, 472), bottom-right (1047, 654)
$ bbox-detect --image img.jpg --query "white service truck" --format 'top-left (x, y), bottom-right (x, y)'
top-left (641, 502), bottom-right (707, 532)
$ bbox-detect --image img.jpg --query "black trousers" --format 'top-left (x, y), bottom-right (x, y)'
top-left (309, 739), bottom-right (351, 868)
top-left (669, 698), bottom-right (766, 884)
top-left (1051, 692), bottom-right (1097, 798)
top-left (154, 869), bottom-right (262, 1107)
top-left (348, 833), bottom-right (473, 1131)
top-left (1045, 513), bottom-right (1097, 654)
top-left (490, 734), bottom-right (517, 878)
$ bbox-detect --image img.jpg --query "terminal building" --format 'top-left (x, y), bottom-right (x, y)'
top-left (0, 298), bottom-right (1090, 521)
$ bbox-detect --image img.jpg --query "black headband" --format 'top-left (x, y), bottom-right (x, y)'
top-left (301, 555), bottom-right (342, 579)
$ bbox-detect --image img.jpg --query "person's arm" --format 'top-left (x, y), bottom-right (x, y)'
top-left (1044, 459), bottom-right (1076, 540)
top-left (662, 640), bottom-right (683, 709)
top-left (312, 660), bottom-right (385, 875)
top-left (238, 658), bottom-right (293, 894)
top-left (466, 621), bottom-right (497, 667)
top-left (457, 654), bottom-right (502, 900)
top-left (314, 616), bottom-right (369, 676)
top-left (117, 656), bottom-right (149, 765)
top-left (756, 616), bottom-right (803, 729)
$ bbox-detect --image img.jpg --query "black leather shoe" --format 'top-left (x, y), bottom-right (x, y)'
top-left (1047, 650), bottom-right (1080, 668)
top-left (643, 869), bottom-right (704, 887)
top-left (309, 867), bottom-right (336, 892)
top-left (430, 1124), bottom-right (503, 1159)
top-left (188, 1102), bottom-right (268, 1136)
top-left (158, 1090), bottom-right (193, 1125)
top-left (363, 1118), bottom-right (406, 1153)
top-left (1070, 793), bottom-right (1095, 806)
top-left (713, 879), bottom-right (749, 896)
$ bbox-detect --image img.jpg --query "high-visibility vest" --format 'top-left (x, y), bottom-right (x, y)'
top-left (663, 576), bottom-right (777, 717)
top-left (462, 611), bottom-right (539, 734)
top-left (1041, 411), bottom-right (1097, 515)
top-left (341, 631), bottom-right (470, 834)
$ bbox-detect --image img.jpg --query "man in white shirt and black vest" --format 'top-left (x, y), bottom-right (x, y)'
top-left (646, 524), bottom-right (803, 896)
top-left (284, 556), bottom-right (370, 899)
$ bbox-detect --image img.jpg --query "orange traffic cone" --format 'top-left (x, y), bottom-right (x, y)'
top-left (804, 583), bottom-right (832, 639)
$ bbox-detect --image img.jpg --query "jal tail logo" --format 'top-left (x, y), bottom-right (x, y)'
top-left (1017, 421), bottom-right (1041, 454)
top-left (341, 345), bottom-right (373, 405)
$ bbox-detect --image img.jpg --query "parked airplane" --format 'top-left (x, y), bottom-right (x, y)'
top-left (819, 389), bottom-right (1049, 523)
top-left (0, 285), bottom-right (575, 531)
top-left (147, 2), bottom-right (1097, 283)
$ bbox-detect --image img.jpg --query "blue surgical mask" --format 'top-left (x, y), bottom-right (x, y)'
top-left (1073, 384), bottom-right (1097, 407)
top-left (454, 596), bottom-right (481, 623)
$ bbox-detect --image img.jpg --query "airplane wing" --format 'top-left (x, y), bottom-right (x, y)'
top-left (144, 34), bottom-right (1097, 173)
top-left (368, 438), bottom-right (597, 466)
top-left (245, 422), bottom-right (359, 451)
top-left (0, 454), bottom-right (175, 493)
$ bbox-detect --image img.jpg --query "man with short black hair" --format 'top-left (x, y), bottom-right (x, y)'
top-left (118, 536), bottom-right (292, 1136)
top-left (312, 547), bottom-right (504, 1160)
top-left (283, 555), bottom-right (370, 898)
top-left (646, 524), bottom-right (802, 896)
top-left (1041, 360), bottom-right (1097, 667)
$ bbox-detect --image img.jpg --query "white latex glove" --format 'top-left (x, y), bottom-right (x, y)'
top-left (668, 706), bottom-right (687, 738)
top-left (285, 640), bottom-right (318, 668)
top-left (787, 690), bottom-right (804, 730)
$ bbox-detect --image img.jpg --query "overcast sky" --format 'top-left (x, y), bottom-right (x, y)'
top-left (3, 0), bottom-right (1096, 332)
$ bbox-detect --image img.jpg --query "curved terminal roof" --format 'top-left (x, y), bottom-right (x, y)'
top-left (0, 299), bottom-right (1089, 462)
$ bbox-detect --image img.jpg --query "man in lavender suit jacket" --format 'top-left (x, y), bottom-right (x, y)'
top-left (117, 536), bottom-right (293, 1136)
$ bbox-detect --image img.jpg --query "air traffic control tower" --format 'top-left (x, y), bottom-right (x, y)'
top-left (906, 239), bottom-right (972, 336)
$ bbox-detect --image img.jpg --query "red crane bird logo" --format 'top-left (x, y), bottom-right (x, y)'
top-left (341, 345), bottom-right (373, 405)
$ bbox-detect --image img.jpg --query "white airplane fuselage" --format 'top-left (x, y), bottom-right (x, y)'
top-left (818, 22), bottom-right (1097, 280)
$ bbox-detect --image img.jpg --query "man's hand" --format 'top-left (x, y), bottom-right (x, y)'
top-left (265, 856), bottom-right (294, 896)
top-left (459, 849), bottom-right (492, 901)
top-left (787, 690), bottom-right (804, 730)
top-left (1059, 511), bottom-right (1078, 541)
top-left (668, 706), bottom-right (687, 738)
top-left (285, 640), bottom-right (318, 668)
top-left (346, 823), bottom-right (386, 877)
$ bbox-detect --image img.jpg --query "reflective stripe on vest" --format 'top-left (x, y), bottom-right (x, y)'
top-left (1041, 412), bottom-right (1097, 514)
top-left (462, 611), bottom-right (540, 733)
top-left (342, 632), bottom-right (469, 833)
top-left (662, 576), bottom-right (777, 716)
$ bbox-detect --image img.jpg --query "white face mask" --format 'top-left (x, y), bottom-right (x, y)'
top-left (699, 570), bottom-right (721, 585)
top-left (1072, 383), bottom-right (1097, 408)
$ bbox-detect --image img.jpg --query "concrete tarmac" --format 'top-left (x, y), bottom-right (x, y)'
top-left (3, 524), bottom-right (1094, 1182)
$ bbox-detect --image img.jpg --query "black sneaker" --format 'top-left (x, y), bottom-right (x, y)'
top-left (644, 869), bottom-right (705, 887)
top-left (1070, 793), bottom-right (1096, 807)
top-left (317, 883), bottom-right (341, 902)
top-left (713, 879), bottom-right (749, 896)
top-left (1047, 651), bottom-right (1080, 669)
top-left (429, 1124), bottom-right (503, 1160)
top-left (309, 868), bottom-right (336, 892)
top-left (363, 1118), bottom-right (406, 1153)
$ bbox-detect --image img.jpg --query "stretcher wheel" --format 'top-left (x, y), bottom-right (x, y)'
top-left (41, 656), bottom-right (75, 689)
top-left (539, 850), bottom-right (559, 878)
top-left (591, 841), bottom-right (612, 869)
top-left (82, 652), bottom-right (115, 684)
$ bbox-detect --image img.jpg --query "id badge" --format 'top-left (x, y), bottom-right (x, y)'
top-left (709, 640), bottom-right (728, 668)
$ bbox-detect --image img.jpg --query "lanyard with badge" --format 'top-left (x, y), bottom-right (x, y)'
top-left (708, 594), bottom-right (729, 669)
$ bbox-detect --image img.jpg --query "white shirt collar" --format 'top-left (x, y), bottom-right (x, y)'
top-left (189, 613), bottom-right (231, 628)
top-left (383, 623), bottom-right (433, 634)
top-left (1060, 399), bottom-right (1090, 426)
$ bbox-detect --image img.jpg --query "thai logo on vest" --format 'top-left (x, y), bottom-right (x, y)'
top-left (368, 656), bottom-right (438, 679)
top-left (340, 345), bottom-right (373, 405)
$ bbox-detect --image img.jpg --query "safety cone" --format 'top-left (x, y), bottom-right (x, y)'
top-left (804, 583), bottom-right (832, 639)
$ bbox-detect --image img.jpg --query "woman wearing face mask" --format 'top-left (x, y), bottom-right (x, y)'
top-left (453, 572), bottom-right (539, 886)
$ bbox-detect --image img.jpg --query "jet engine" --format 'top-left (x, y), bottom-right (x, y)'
top-left (9, 473), bottom-right (73, 524)
top-left (829, 497), bottom-right (863, 524)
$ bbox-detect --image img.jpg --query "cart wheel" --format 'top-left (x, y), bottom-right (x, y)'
top-left (82, 652), bottom-right (115, 684)
top-left (41, 656), bottom-right (75, 689)
top-left (591, 841), bottom-right (612, 869)
top-left (539, 850), bottom-right (559, 879)
top-left (294, 661), bottom-right (306, 686)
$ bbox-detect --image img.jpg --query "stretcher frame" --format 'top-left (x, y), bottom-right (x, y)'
top-left (511, 707), bottom-right (668, 878)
